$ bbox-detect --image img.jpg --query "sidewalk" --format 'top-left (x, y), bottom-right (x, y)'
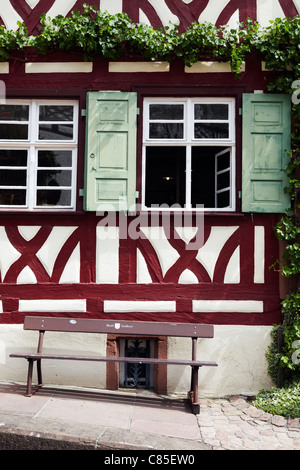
top-left (0, 382), bottom-right (299, 451)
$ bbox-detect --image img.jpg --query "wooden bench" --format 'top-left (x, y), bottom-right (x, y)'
top-left (10, 316), bottom-right (218, 414)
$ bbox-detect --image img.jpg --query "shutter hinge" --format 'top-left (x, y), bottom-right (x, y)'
top-left (239, 108), bottom-right (242, 115)
top-left (238, 191), bottom-right (242, 199)
top-left (79, 189), bottom-right (84, 197)
top-left (136, 191), bottom-right (139, 199)
top-left (137, 108), bottom-right (140, 115)
top-left (81, 109), bottom-right (86, 117)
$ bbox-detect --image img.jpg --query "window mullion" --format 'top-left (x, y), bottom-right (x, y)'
top-left (186, 145), bottom-right (191, 209)
top-left (27, 146), bottom-right (36, 209)
top-left (28, 101), bottom-right (37, 210)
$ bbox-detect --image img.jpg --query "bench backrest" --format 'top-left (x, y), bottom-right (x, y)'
top-left (23, 316), bottom-right (214, 338)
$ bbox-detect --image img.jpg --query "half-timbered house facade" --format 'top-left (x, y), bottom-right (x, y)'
top-left (0, 0), bottom-right (298, 397)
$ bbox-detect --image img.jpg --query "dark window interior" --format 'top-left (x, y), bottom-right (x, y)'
top-left (145, 145), bottom-right (229, 209)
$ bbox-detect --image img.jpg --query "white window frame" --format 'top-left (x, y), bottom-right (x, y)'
top-left (142, 97), bottom-right (236, 211)
top-left (0, 99), bottom-right (78, 211)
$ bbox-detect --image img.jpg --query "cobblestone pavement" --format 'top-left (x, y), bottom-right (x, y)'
top-left (197, 396), bottom-right (300, 450)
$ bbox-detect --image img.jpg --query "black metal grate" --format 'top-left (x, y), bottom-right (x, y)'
top-left (124, 339), bottom-right (151, 389)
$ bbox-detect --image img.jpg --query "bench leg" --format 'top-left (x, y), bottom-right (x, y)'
top-left (25, 359), bottom-right (43, 397)
top-left (37, 359), bottom-right (43, 388)
top-left (188, 366), bottom-right (200, 414)
top-left (25, 359), bottom-right (34, 397)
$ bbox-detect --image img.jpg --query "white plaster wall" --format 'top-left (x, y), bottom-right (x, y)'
top-left (1, 325), bottom-right (107, 389)
top-left (1, 324), bottom-right (274, 397)
top-left (167, 325), bottom-right (274, 398)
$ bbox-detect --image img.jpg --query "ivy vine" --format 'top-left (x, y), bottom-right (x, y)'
top-left (0, 4), bottom-right (298, 79)
top-left (0, 3), bottom-right (300, 383)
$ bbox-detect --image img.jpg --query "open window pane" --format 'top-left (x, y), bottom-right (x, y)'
top-left (215, 148), bottom-right (231, 208)
top-left (191, 147), bottom-right (216, 208)
top-left (191, 146), bottom-right (230, 208)
top-left (145, 146), bottom-right (186, 207)
top-left (217, 171), bottom-right (230, 189)
top-left (217, 191), bottom-right (230, 208)
top-left (216, 150), bottom-right (230, 171)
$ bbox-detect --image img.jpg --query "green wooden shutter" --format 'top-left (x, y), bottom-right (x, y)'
top-left (242, 93), bottom-right (291, 213)
top-left (84, 91), bottom-right (137, 212)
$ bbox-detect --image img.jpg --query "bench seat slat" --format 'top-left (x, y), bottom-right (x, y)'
top-left (10, 353), bottom-right (217, 367)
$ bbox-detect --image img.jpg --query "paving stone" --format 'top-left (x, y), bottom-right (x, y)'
top-left (247, 407), bottom-right (265, 418)
top-left (197, 417), bottom-right (214, 427)
top-left (244, 438), bottom-right (258, 450)
top-left (287, 418), bottom-right (300, 429)
top-left (259, 412), bottom-right (273, 422)
top-left (271, 415), bottom-right (287, 427)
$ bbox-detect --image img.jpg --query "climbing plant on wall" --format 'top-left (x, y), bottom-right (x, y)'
top-left (0, 3), bottom-right (299, 383)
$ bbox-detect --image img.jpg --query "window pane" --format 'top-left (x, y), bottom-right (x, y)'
top-left (37, 189), bottom-right (71, 206)
top-left (38, 150), bottom-right (72, 167)
top-left (149, 123), bottom-right (183, 139)
top-left (37, 169), bottom-right (72, 186)
top-left (0, 169), bottom-right (27, 186)
top-left (145, 147), bottom-right (186, 207)
top-left (217, 151), bottom-right (230, 171)
top-left (194, 123), bottom-right (229, 139)
top-left (217, 191), bottom-right (230, 208)
top-left (39, 124), bottom-right (73, 140)
top-left (0, 124), bottom-right (28, 140)
top-left (217, 171), bottom-right (230, 189)
top-left (0, 105), bottom-right (29, 121)
top-left (0, 189), bottom-right (26, 205)
top-left (149, 104), bottom-right (184, 120)
top-left (0, 150), bottom-right (27, 166)
top-left (39, 105), bottom-right (73, 121)
top-left (194, 104), bottom-right (228, 120)
top-left (191, 147), bottom-right (216, 208)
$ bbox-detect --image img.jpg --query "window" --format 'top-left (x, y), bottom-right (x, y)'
top-left (83, 91), bottom-right (290, 214)
top-left (142, 98), bottom-right (236, 211)
top-left (0, 99), bottom-right (78, 210)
